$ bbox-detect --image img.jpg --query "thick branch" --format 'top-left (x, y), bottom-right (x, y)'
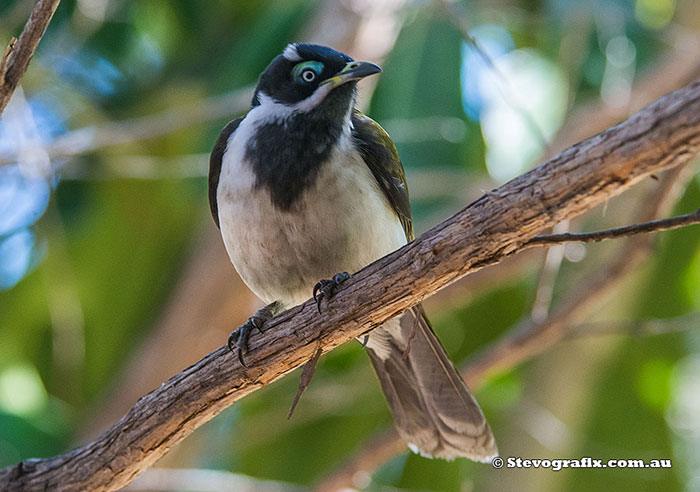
top-left (0, 0), bottom-right (61, 116)
top-left (2, 77), bottom-right (700, 492)
top-left (527, 207), bottom-right (700, 246)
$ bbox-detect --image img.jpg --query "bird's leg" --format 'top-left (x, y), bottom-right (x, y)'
top-left (228, 301), bottom-right (282, 367)
top-left (313, 272), bottom-right (350, 313)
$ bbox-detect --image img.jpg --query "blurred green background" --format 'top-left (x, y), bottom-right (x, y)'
top-left (1, 0), bottom-right (699, 491)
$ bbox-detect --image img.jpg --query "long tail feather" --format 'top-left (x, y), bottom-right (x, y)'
top-left (365, 306), bottom-right (497, 461)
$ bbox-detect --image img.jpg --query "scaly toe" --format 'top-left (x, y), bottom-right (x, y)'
top-left (228, 319), bottom-right (254, 367)
top-left (312, 272), bottom-right (350, 313)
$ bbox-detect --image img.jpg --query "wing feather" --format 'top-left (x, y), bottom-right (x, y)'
top-left (351, 111), bottom-right (414, 241)
top-left (209, 118), bottom-right (243, 228)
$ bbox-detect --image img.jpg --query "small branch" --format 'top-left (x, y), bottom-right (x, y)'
top-left (527, 207), bottom-right (700, 246)
top-left (565, 312), bottom-right (700, 339)
top-left (530, 220), bottom-right (568, 322)
top-left (425, 37), bottom-right (700, 313)
top-left (0, 0), bottom-right (62, 116)
top-left (314, 433), bottom-right (406, 492)
top-left (2, 74), bottom-right (700, 492)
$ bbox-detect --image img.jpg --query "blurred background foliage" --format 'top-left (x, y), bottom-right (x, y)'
top-left (0, 0), bottom-right (699, 490)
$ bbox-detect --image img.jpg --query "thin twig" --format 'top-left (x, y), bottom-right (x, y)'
top-left (527, 207), bottom-right (700, 246)
top-left (530, 220), bottom-right (568, 322)
top-left (425, 37), bottom-right (700, 313)
top-left (49, 87), bottom-right (252, 159)
top-left (564, 312), bottom-right (700, 339)
top-left (0, 0), bottom-right (62, 116)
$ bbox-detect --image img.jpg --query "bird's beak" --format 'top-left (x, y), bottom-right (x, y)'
top-left (321, 61), bottom-right (382, 88)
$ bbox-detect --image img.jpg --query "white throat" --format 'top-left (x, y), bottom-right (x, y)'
top-left (246, 91), bottom-right (353, 139)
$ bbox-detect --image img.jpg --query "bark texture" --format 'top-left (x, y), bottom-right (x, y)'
top-left (0, 0), bottom-right (61, 115)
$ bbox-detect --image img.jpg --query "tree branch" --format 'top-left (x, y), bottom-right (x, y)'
top-left (0, 0), bottom-right (61, 116)
top-left (313, 162), bottom-right (694, 492)
top-left (2, 75), bottom-right (700, 492)
top-left (527, 206), bottom-right (700, 246)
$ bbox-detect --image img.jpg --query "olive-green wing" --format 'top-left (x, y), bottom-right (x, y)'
top-left (351, 111), bottom-right (413, 241)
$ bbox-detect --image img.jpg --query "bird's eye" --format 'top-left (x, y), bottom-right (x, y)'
top-left (293, 61), bottom-right (324, 84)
top-left (301, 69), bottom-right (316, 82)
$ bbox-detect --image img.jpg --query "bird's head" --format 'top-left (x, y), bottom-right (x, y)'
top-left (252, 44), bottom-right (381, 120)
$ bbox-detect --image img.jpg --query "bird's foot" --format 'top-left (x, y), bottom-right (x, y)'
top-left (227, 318), bottom-right (261, 368)
top-left (313, 272), bottom-right (350, 313)
top-left (228, 301), bottom-right (281, 367)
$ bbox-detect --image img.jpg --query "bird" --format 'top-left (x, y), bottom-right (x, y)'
top-left (208, 43), bottom-right (497, 462)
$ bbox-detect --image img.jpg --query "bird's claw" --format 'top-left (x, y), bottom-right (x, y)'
top-left (227, 315), bottom-right (266, 368)
top-left (313, 272), bottom-right (350, 313)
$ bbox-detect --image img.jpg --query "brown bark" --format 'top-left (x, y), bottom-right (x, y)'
top-left (0, 0), bottom-right (61, 116)
top-left (1, 76), bottom-right (700, 492)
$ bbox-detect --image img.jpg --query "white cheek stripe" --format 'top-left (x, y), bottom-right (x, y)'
top-left (256, 86), bottom-right (336, 119)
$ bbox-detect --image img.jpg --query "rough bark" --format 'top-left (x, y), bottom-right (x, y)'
top-left (1, 76), bottom-right (699, 492)
top-left (0, 0), bottom-right (61, 116)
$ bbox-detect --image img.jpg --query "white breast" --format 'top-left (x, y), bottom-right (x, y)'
top-left (217, 115), bottom-right (407, 308)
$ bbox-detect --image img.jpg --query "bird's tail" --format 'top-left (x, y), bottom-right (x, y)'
top-left (365, 306), bottom-right (497, 461)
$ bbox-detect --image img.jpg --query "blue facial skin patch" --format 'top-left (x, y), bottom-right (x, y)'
top-left (292, 61), bottom-right (324, 82)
